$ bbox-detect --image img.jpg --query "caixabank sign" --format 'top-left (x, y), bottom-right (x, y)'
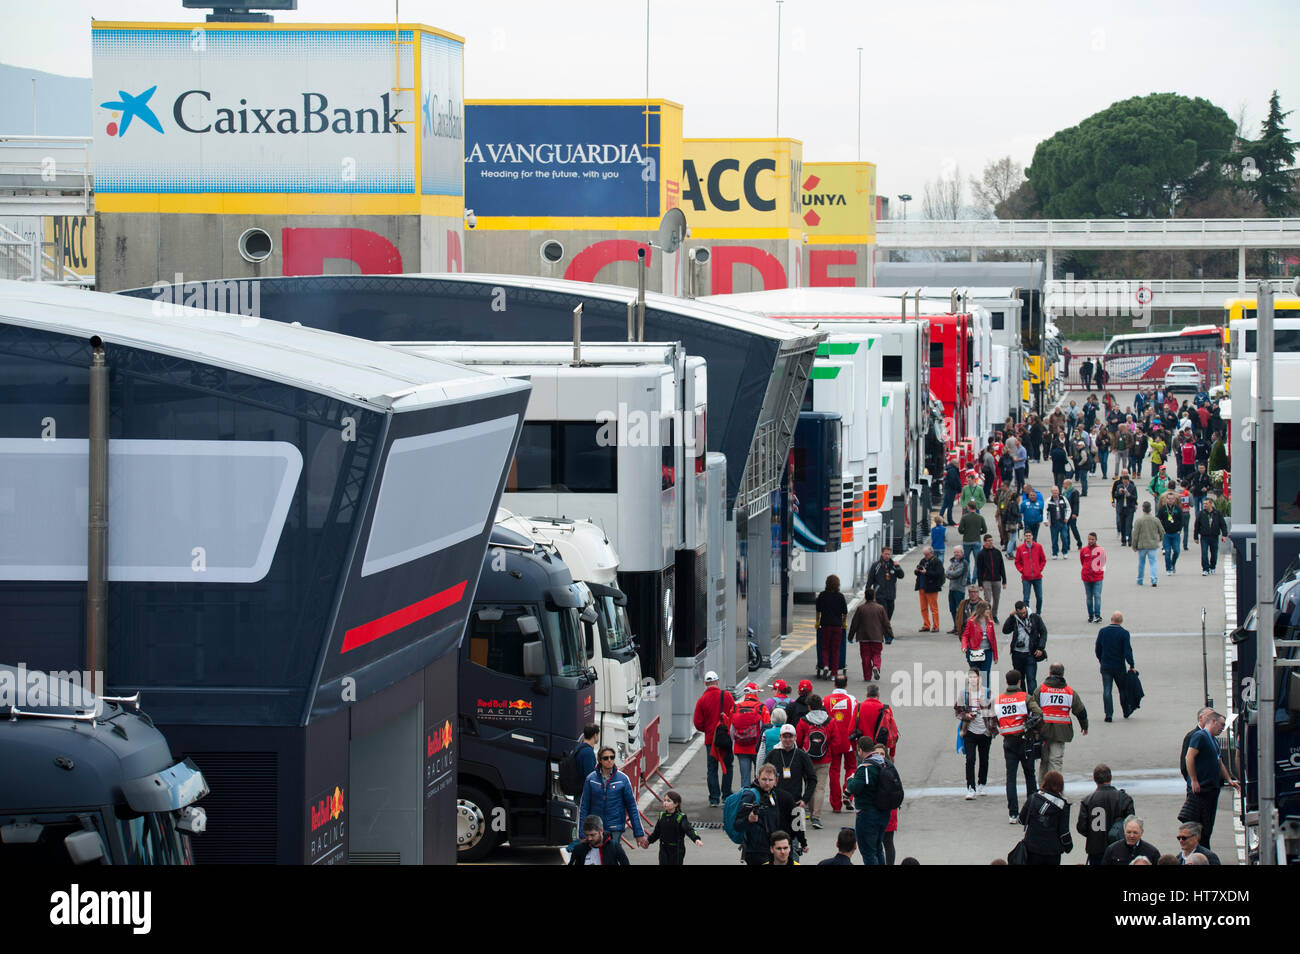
top-left (91, 22), bottom-right (462, 198)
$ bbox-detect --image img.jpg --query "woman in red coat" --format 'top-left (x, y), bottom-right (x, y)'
top-left (960, 602), bottom-right (998, 689)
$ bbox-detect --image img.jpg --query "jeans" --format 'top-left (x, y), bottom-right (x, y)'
top-left (1099, 449), bottom-right (1109, 478)
top-left (1015, 468), bottom-right (1027, 493)
top-left (1012, 652), bottom-right (1040, 695)
top-left (1101, 669), bottom-right (1121, 720)
top-left (1050, 523), bottom-right (1070, 556)
top-left (1077, 468), bottom-right (1088, 495)
top-left (1201, 536), bottom-right (1219, 572)
top-left (964, 730), bottom-right (991, 788)
top-left (1191, 494), bottom-right (1204, 516)
top-left (963, 548), bottom-right (979, 585)
top-left (1182, 515), bottom-right (1190, 550)
top-left (1025, 521), bottom-right (1041, 543)
top-left (1003, 735), bottom-right (1038, 816)
top-left (1022, 578), bottom-right (1043, 615)
top-left (1162, 532), bottom-right (1181, 572)
top-left (737, 754), bottom-right (755, 790)
top-left (1052, 469), bottom-right (1066, 490)
top-left (940, 488), bottom-right (956, 523)
top-left (1069, 518), bottom-right (1083, 549)
top-left (1083, 579), bottom-right (1103, 619)
top-left (1136, 548), bottom-right (1158, 584)
top-left (855, 805), bottom-right (890, 866)
top-left (949, 587), bottom-right (963, 629)
top-left (706, 749), bottom-right (734, 804)
top-left (966, 649), bottom-right (993, 688)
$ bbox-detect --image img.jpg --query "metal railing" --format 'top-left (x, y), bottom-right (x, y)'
top-left (0, 222), bottom-right (92, 284)
top-left (0, 136), bottom-right (93, 216)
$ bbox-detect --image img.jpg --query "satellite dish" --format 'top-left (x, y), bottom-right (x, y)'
top-left (656, 208), bottom-right (687, 254)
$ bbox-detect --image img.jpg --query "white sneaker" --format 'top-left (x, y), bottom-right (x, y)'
top-left (978, 784), bottom-right (988, 797)
top-left (965, 788), bottom-right (977, 800)
top-left (1009, 813), bottom-right (1020, 824)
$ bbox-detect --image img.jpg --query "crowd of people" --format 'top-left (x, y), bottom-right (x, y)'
top-left (568, 385), bottom-right (1236, 865)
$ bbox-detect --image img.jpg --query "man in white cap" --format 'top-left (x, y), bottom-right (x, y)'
top-left (764, 723), bottom-right (817, 812)
top-left (692, 671), bottom-right (735, 805)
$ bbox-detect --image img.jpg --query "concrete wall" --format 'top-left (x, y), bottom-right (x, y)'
top-left (802, 243), bottom-right (875, 288)
top-left (96, 213), bottom-right (462, 292)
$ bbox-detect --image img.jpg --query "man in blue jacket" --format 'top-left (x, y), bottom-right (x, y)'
top-left (579, 746), bottom-right (649, 849)
top-left (1094, 611), bottom-right (1136, 723)
top-left (1019, 484), bottom-right (1045, 542)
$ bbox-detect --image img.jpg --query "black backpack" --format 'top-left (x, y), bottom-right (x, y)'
top-left (874, 760), bottom-right (905, 811)
top-left (558, 744), bottom-right (587, 797)
top-left (805, 724), bottom-right (829, 761)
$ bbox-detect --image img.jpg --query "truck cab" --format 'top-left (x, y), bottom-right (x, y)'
top-left (495, 511), bottom-right (643, 764)
top-left (0, 667), bottom-right (209, 865)
top-left (456, 524), bottom-right (596, 862)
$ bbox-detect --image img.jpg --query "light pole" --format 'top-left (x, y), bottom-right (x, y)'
top-left (775, 1), bottom-right (783, 136)
top-left (897, 194), bottom-right (911, 220)
top-left (856, 47), bottom-right (863, 162)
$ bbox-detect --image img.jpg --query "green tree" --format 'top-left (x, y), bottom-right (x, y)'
top-left (1241, 90), bottom-right (1298, 216)
top-left (1026, 93), bottom-right (1236, 218)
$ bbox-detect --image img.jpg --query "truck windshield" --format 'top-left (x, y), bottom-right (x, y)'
top-left (599, 596), bottom-right (634, 653)
top-left (543, 607), bottom-right (585, 678)
top-left (117, 811), bottom-right (187, 865)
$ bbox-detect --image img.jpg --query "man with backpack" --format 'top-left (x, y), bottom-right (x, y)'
top-left (846, 738), bottom-right (904, 866)
top-left (731, 684), bottom-right (770, 790)
top-left (1076, 764), bottom-right (1135, 865)
top-left (693, 671), bottom-right (736, 806)
top-left (796, 695), bottom-right (834, 828)
top-left (731, 762), bottom-right (802, 865)
top-left (558, 724), bottom-right (600, 798)
top-left (823, 674), bottom-right (859, 814)
top-left (853, 683), bottom-right (900, 758)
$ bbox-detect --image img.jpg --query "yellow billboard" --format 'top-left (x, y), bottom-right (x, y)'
top-left (680, 138), bottom-right (803, 239)
top-left (800, 162), bottom-right (875, 244)
top-left (45, 215), bottom-right (95, 276)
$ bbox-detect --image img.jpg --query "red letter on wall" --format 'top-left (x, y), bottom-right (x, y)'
top-left (710, 246), bottom-right (787, 295)
top-left (809, 249), bottom-right (857, 287)
top-left (281, 227), bottom-right (403, 275)
top-left (446, 230), bottom-right (463, 273)
top-left (563, 240), bottom-right (653, 283)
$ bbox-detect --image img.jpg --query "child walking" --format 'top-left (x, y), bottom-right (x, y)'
top-left (646, 791), bottom-right (703, 865)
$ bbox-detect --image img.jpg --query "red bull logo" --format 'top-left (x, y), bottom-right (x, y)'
top-left (427, 720), bottom-right (453, 757)
top-left (476, 697), bottom-right (535, 722)
top-left (310, 786), bottom-right (344, 832)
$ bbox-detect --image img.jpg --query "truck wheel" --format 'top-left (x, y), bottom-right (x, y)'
top-left (456, 785), bottom-right (502, 862)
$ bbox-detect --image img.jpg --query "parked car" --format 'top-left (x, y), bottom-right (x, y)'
top-left (1164, 362), bottom-right (1203, 391)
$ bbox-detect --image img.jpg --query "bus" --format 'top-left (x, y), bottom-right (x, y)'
top-left (1223, 294), bottom-right (1300, 344)
top-left (1099, 325), bottom-right (1223, 387)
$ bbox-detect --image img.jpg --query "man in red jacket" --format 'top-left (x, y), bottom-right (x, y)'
top-left (822, 674), bottom-right (859, 813)
top-left (692, 672), bottom-right (735, 806)
top-left (1013, 530), bottom-right (1046, 616)
top-left (1080, 532), bottom-right (1107, 624)
top-left (730, 684), bottom-right (770, 791)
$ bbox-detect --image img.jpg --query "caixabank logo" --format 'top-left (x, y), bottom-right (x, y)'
top-left (99, 85), bottom-right (164, 137)
top-left (99, 86), bottom-right (408, 137)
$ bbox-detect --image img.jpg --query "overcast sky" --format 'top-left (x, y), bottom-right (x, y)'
top-left (4, 0), bottom-right (1297, 207)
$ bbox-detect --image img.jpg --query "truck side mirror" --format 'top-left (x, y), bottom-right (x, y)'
top-left (522, 640), bottom-right (547, 678)
top-left (517, 615), bottom-right (541, 636)
top-left (580, 605), bottom-right (598, 625)
top-left (64, 829), bottom-right (105, 865)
